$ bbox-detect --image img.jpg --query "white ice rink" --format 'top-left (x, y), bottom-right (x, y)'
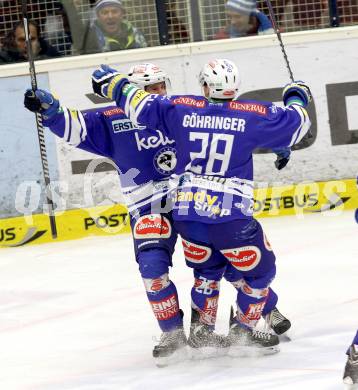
top-left (0, 211), bottom-right (357, 390)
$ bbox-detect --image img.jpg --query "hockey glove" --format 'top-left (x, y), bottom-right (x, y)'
top-left (92, 64), bottom-right (121, 99)
top-left (24, 89), bottom-right (60, 119)
top-left (282, 81), bottom-right (312, 108)
top-left (272, 147), bottom-right (291, 170)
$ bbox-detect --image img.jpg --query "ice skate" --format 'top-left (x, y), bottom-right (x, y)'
top-left (187, 309), bottom-right (229, 359)
top-left (153, 327), bottom-right (188, 367)
top-left (265, 307), bottom-right (291, 339)
top-left (228, 307), bottom-right (279, 356)
top-left (343, 344), bottom-right (358, 389)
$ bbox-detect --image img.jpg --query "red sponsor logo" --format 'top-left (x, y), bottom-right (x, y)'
top-left (194, 278), bottom-right (218, 291)
top-left (132, 64), bottom-right (160, 74)
top-left (209, 281), bottom-right (218, 289)
top-left (229, 101), bottom-right (267, 115)
top-left (103, 107), bottom-right (125, 116)
top-left (134, 215), bottom-right (171, 239)
top-left (260, 288), bottom-right (269, 297)
top-left (172, 97), bottom-right (206, 108)
top-left (221, 246), bottom-right (261, 271)
top-left (151, 278), bottom-right (164, 292)
top-left (244, 302), bottom-right (266, 322)
top-left (199, 296), bottom-right (219, 325)
top-left (194, 278), bottom-right (202, 288)
top-left (182, 239), bottom-right (211, 263)
top-left (150, 294), bottom-right (179, 320)
top-left (242, 284), bottom-right (253, 295)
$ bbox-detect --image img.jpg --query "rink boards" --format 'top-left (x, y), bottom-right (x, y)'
top-left (0, 178), bottom-right (356, 247)
top-left (1, 26), bottom-right (358, 219)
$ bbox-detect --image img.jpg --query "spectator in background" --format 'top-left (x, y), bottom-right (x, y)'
top-left (59, 0), bottom-right (95, 55)
top-left (91, 0), bottom-right (147, 52)
top-left (44, 2), bottom-right (73, 55)
top-left (214, 0), bottom-right (274, 40)
top-left (65, 0), bottom-right (147, 54)
top-left (166, 0), bottom-right (190, 44)
top-left (0, 20), bottom-right (60, 64)
top-left (260, 1), bottom-right (329, 31)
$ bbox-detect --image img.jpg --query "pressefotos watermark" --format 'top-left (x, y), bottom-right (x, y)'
top-left (13, 160), bottom-right (353, 233)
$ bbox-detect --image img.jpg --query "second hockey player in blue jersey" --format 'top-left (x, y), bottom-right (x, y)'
top-left (24, 64), bottom-right (188, 367)
top-left (92, 59), bottom-right (312, 355)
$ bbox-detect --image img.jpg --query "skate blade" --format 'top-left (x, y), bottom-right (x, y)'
top-left (343, 377), bottom-right (358, 389)
top-left (228, 344), bottom-right (280, 358)
top-left (154, 346), bottom-right (188, 368)
top-left (278, 333), bottom-right (291, 343)
top-left (189, 346), bottom-right (229, 360)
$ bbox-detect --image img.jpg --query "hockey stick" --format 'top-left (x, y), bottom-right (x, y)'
top-left (265, 0), bottom-right (294, 82)
top-left (21, 0), bottom-right (58, 239)
top-left (265, 1), bottom-right (313, 140)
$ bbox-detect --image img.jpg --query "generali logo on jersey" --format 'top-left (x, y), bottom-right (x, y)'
top-left (172, 97), bottom-right (206, 108)
top-left (103, 107), bottom-right (125, 116)
top-left (150, 294), bottom-right (179, 320)
top-left (229, 101), bottom-right (267, 115)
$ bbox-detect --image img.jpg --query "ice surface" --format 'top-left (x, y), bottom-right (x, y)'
top-left (0, 212), bottom-right (357, 390)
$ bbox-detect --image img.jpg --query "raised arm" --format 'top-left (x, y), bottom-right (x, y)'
top-left (24, 89), bottom-right (113, 157)
top-left (254, 82), bottom-right (312, 149)
top-left (92, 64), bottom-right (171, 132)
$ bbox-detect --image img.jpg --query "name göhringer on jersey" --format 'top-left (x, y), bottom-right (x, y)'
top-left (182, 113), bottom-right (246, 132)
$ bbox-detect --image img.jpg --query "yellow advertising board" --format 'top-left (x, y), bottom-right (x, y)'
top-left (1, 179), bottom-right (357, 248)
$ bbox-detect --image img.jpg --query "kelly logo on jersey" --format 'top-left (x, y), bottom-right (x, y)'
top-left (135, 129), bottom-right (175, 151)
top-left (112, 119), bottom-right (137, 133)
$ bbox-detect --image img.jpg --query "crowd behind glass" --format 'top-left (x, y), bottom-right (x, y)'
top-left (0, 0), bottom-right (357, 65)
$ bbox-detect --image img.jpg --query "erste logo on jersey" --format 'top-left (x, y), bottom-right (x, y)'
top-left (112, 119), bottom-right (137, 133)
top-left (220, 246), bottom-right (261, 271)
top-left (154, 147), bottom-right (177, 175)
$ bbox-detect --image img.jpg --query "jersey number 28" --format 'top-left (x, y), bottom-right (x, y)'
top-left (189, 132), bottom-right (234, 176)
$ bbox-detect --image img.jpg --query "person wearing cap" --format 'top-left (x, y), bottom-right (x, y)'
top-left (91, 0), bottom-right (147, 52)
top-left (214, 0), bottom-right (274, 40)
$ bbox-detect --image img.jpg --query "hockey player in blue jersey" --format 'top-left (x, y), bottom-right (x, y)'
top-left (344, 331), bottom-right (358, 387)
top-left (24, 63), bottom-right (187, 367)
top-left (91, 59), bottom-right (311, 355)
top-left (197, 62), bottom-right (292, 338)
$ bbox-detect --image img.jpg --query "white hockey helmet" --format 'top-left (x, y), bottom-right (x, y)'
top-left (199, 59), bottom-right (241, 100)
top-left (127, 63), bottom-right (169, 88)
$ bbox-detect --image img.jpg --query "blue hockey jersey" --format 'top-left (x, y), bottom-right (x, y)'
top-left (108, 80), bottom-right (311, 223)
top-left (42, 105), bottom-right (177, 214)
